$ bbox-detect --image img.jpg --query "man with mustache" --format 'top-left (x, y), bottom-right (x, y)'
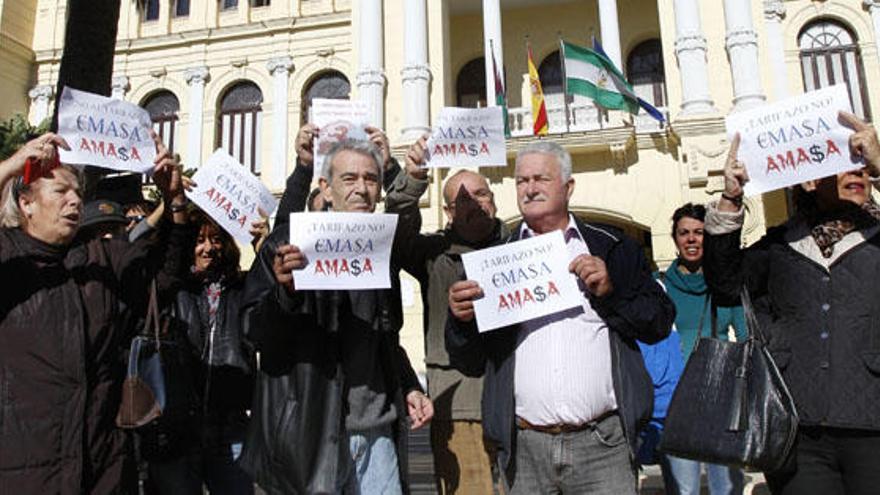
top-left (446, 141), bottom-right (675, 494)
top-left (385, 136), bottom-right (508, 494)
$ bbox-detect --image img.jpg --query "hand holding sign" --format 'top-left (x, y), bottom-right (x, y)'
top-left (273, 244), bottom-right (307, 295)
top-left (366, 126), bottom-right (392, 170)
top-left (569, 255), bottom-right (613, 297)
top-left (1, 133), bottom-right (70, 187)
top-left (448, 280), bottom-right (484, 323)
top-left (841, 111), bottom-right (880, 177)
top-left (404, 135), bottom-right (430, 181)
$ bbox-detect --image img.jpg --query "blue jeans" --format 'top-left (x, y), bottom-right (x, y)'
top-left (339, 425), bottom-right (402, 495)
top-left (508, 413), bottom-right (637, 494)
top-left (664, 456), bottom-right (744, 495)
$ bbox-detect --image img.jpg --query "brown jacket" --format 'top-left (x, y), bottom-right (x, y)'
top-left (0, 224), bottom-right (185, 494)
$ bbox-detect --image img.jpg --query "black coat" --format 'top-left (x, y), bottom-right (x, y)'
top-left (445, 218), bottom-right (675, 477)
top-left (704, 218), bottom-right (880, 430)
top-left (237, 224), bottom-right (422, 494)
top-left (0, 224), bottom-right (185, 494)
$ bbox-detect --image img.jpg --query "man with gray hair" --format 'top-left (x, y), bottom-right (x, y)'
top-left (239, 139), bottom-right (434, 494)
top-left (447, 140), bottom-right (675, 494)
top-left (386, 135), bottom-right (508, 493)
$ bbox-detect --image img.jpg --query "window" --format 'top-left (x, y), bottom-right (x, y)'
top-left (217, 82), bottom-right (263, 175)
top-left (538, 51), bottom-right (563, 95)
top-left (141, 0), bottom-right (160, 21)
top-left (251, 0), bottom-right (270, 6)
top-left (456, 58), bottom-right (486, 108)
top-left (799, 20), bottom-right (871, 120)
top-left (141, 91), bottom-right (179, 182)
top-left (221, 0), bottom-right (238, 10)
top-left (174, 0), bottom-right (190, 16)
top-left (301, 71), bottom-right (351, 125)
top-left (626, 39), bottom-right (667, 107)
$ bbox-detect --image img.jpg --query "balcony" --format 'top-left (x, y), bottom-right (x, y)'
top-left (508, 93), bottom-right (668, 137)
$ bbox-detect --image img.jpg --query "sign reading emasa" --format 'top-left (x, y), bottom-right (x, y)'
top-left (425, 107), bottom-right (507, 168)
top-left (57, 87), bottom-right (156, 173)
top-left (725, 84), bottom-right (861, 196)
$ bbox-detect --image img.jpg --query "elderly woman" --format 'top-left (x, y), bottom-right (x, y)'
top-left (147, 208), bottom-right (265, 494)
top-left (0, 132), bottom-right (188, 494)
top-left (705, 112), bottom-right (880, 495)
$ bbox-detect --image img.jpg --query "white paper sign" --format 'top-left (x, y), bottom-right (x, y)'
top-left (187, 149), bottom-right (279, 244)
top-left (425, 107), bottom-right (507, 168)
top-left (57, 87), bottom-right (156, 173)
top-left (310, 98), bottom-right (370, 177)
top-left (289, 212), bottom-right (398, 290)
top-left (725, 84), bottom-right (860, 196)
top-left (461, 230), bottom-right (582, 332)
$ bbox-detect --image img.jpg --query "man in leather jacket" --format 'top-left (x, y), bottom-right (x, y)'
top-left (238, 138), bottom-right (432, 494)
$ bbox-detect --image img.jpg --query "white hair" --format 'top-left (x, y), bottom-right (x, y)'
top-left (515, 141), bottom-right (572, 180)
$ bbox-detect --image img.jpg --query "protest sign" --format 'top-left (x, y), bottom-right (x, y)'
top-left (310, 98), bottom-right (370, 177)
top-left (461, 230), bottom-right (582, 332)
top-left (187, 149), bottom-right (278, 245)
top-left (289, 212), bottom-right (398, 290)
top-left (57, 86), bottom-right (156, 173)
top-left (725, 84), bottom-right (860, 196)
top-left (425, 107), bottom-right (507, 168)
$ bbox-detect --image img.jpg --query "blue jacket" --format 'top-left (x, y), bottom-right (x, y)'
top-left (636, 329), bottom-right (684, 464)
top-left (446, 219), bottom-right (675, 478)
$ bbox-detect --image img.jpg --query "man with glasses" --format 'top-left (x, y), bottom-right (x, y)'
top-left (385, 136), bottom-right (508, 494)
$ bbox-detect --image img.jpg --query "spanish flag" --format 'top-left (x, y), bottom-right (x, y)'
top-left (528, 42), bottom-right (549, 136)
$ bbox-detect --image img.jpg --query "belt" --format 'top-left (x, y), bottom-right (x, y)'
top-left (515, 410), bottom-right (616, 435)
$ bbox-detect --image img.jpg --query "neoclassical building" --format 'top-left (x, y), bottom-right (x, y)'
top-left (6, 0), bottom-right (880, 371)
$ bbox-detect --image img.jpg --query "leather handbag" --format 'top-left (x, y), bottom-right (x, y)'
top-left (117, 281), bottom-right (166, 428)
top-left (658, 289), bottom-right (799, 472)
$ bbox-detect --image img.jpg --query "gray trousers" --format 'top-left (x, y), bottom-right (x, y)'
top-left (507, 413), bottom-right (637, 495)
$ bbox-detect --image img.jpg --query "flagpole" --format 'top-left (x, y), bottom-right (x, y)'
top-left (558, 35), bottom-right (570, 133)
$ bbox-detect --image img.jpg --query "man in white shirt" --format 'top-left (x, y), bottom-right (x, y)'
top-left (447, 141), bottom-right (675, 494)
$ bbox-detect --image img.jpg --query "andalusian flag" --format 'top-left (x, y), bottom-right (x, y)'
top-left (561, 40), bottom-right (640, 114)
top-left (490, 40), bottom-right (511, 138)
top-left (527, 42), bottom-right (549, 136)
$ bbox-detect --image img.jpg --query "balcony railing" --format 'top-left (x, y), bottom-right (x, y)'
top-left (508, 93), bottom-right (668, 137)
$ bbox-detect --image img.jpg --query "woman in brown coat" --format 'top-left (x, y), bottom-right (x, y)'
top-left (0, 132), bottom-right (188, 494)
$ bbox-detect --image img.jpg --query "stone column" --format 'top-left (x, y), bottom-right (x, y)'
top-left (764, 1), bottom-right (788, 100)
top-left (267, 56), bottom-right (294, 190)
top-left (864, 1), bottom-right (880, 71)
top-left (111, 76), bottom-right (130, 100)
top-left (401, 0), bottom-right (431, 140)
top-left (724, 0), bottom-right (766, 111)
top-left (184, 66), bottom-right (209, 168)
top-left (673, 0), bottom-right (716, 115)
top-left (356, 0), bottom-right (386, 128)
top-left (597, 0), bottom-right (622, 69)
top-left (482, 0), bottom-right (503, 105)
top-left (28, 85), bottom-right (53, 125)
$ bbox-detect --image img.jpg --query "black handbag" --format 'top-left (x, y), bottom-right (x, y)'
top-left (658, 289), bottom-right (798, 472)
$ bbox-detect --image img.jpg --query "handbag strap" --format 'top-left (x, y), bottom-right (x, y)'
top-left (692, 294), bottom-right (716, 354)
top-left (739, 286), bottom-right (767, 344)
top-left (144, 279), bottom-right (161, 350)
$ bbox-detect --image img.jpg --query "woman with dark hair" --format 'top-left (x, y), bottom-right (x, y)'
top-left (706, 114), bottom-right (880, 495)
top-left (147, 208), bottom-right (264, 494)
top-left (655, 202), bottom-right (747, 495)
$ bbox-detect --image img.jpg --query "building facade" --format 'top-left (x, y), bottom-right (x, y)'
top-left (6, 0), bottom-right (880, 372)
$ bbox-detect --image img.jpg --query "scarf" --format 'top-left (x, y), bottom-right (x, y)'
top-left (809, 200), bottom-right (880, 257)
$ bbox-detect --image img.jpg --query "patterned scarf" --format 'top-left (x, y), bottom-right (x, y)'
top-left (203, 280), bottom-right (223, 329)
top-left (809, 200), bottom-right (880, 258)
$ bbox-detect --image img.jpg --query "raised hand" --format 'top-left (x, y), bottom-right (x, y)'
top-left (295, 124), bottom-right (319, 168)
top-left (720, 133), bottom-right (749, 212)
top-left (840, 111), bottom-right (880, 178)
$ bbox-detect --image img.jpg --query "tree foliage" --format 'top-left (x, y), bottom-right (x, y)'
top-left (0, 114), bottom-right (49, 162)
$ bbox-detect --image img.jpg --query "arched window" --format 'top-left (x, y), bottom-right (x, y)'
top-left (142, 91), bottom-right (180, 154)
top-left (626, 39), bottom-right (666, 107)
top-left (217, 81), bottom-right (263, 175)
top-left (141, 0), bottom-right (160, 21)
top-left (538, 51), bottom-right (563, 95)
top-left (301, 71), bottom-right (351, 125)
top-left (456, 58), bottom-right (486, 108)
top-left (799, 20), bottom-right (871, 120)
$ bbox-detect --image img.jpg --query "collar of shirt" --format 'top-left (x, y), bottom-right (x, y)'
top-left (519, 214), bottom-right (583, 244)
